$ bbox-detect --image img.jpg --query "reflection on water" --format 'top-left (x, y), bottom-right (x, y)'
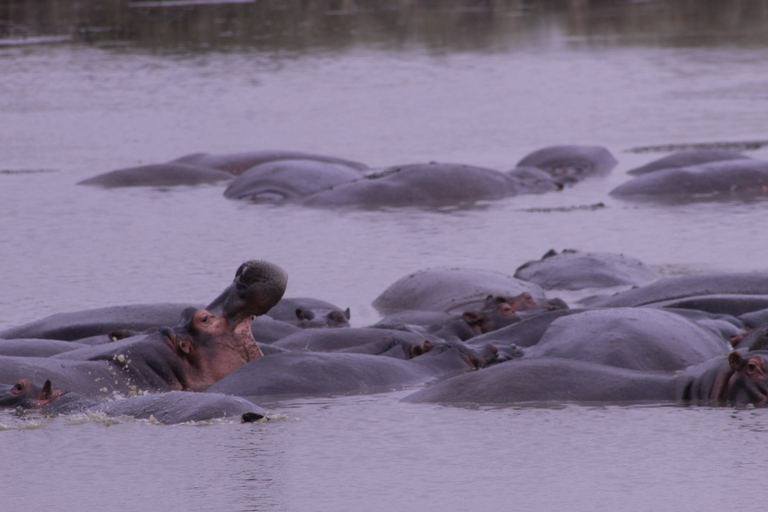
top-left (3, 0), bottom-right (768, 52)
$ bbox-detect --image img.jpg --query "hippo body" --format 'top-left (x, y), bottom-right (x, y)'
top-left (302, 163), bottom-right (521, 208)
top-left (0, 303), bottom-right (199, 342)
top-left (272, 327), bottom-right (425, 353)
top-left (587, 273), bottom-right (768, 309)
top-left (171, 150), bottom-right (368, 175)
top-left (524, 308), bottom-right (730, 372)
top-left (0, 339), bottom-right (89, 357)
top-left (266, 297), bottom-right (350, 328)
top-left (515, 145), bottom-right (618, 182)
top-left (402, 357), bottom-right (684, 405)
top-left (223, 159), bottom-right (363, 201)
top-left (207, 341), bottom-right (497, 400)
top-left (77, 163), bottom-right (233, 188)
top-left (514, 249), bottom-right (660, 290)
top-left (626, 150), bottom-right (750, 176)
top-left (372, 267), bottom-right (546, 315)
top-left (0, 379), bottom-right (266, 424)
top-left (610, 160), bottom-right (768, 199)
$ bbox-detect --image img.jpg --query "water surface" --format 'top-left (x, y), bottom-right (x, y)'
top-left (2, 2), bottom-right (768, 510)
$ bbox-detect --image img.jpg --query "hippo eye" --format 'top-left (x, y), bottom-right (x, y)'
top-left (748, 363), bottom-right (758, 372)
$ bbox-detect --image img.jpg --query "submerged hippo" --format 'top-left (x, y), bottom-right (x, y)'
top-left (610, 159), bottom-right (768, 200)
top-left (403, 351), bottom-right (768, 408)
top-left (0, 260), bottom-right (288, 398)
top-left (372, 267), bottom-right (546, 315)
top-left (206, 340), bottom-right (501, 400)
top-left (514, 145), bottom-right (618, 182)
top-left (170, 150), bottom-right (368, 175)
top-left (626, 149), bottom-right (750, 176)
top-left (514, 249), bottom-right (660, 291)
top-left (223, 159), bottom-right (363, 202)
top-left (0, 379), bottom-right (267, 424)
top-left (77, 163), bottom-right (233, 188)
top-left (301, 163), bottom-right (521, 208)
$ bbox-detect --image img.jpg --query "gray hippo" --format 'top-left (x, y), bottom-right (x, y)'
top-left (170, 150), bottom-right (368, 175)
top-left (223, 159), bottom-right (364, 202)
top-left (610, 159), bottom-right (768, 200)
top-left (372, 267), bottom-right (546, 315)
top-left (206, 340), bottom-right (501, 400)
top-left (514, 145), bottom-right (618, 182)
top-left (77, 163), bottom-right (233, 188)
top-left (301, 163), bottom-right (521, 208)
top-left (266, 297), bottom-right (351, 328)
top-left (626, 149), bottom-right (751, 176)
top-left (523, 308), bottom-right (730, 372)
top-left (402, 357), bottom-right (685, 405)
top-left (514, 249), bottom-right (660, 290)
top-left (0, 260), bottom-right (288, 398)
top-left (0, 303), bottom-right (199, 342)
top-left (403, 350), bottom-right (768, 408)
top-left (585, 273), bottom-right (768, 311)
top-left (0, 379), bottom-right (267, 424)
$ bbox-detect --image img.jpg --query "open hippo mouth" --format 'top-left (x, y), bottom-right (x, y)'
top-left (153, 260), bottom-right (288, 390)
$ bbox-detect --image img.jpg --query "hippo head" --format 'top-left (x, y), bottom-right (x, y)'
top-left (0, 379), bottom-right (66, 409)
top-left (159, 260), bottom-right (288, 391)
top-left (722, 352), bottom-right (768, 407)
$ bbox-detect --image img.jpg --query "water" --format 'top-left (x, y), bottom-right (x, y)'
top-left (2, 2), bottom-right (768, 510)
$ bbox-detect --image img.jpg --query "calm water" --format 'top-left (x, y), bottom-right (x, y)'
top-left (2, 2), bottom-right (768, 510)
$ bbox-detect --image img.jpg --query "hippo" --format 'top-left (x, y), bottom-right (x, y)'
top-left (585, 273), bottom-right (768, 309)
top-left (301, 163), bottom-right (521, 208)
top-left (514, 249), bottom-right (660, 290)
top-left (523, 308), bottom-right (730, 372)
top-left (465, 308), bottom-right (583, 349)
top-left (372, 267), bottom-right (546, 315)
top-left (683, 351), bottom-right (768, 407)
top-left (271, 327), bottom-right (426, 353)
top-left (0, 303), bottom-right (199, 342)
top-left (0, 379), bottom-right (267, 424)
top-left (626, 149), bottom-right (751, 176)
top-left (0, 260), bottom-right (288, 398)
top-left (206, 340), bottom-right (502, 400)
top-left (0, 338), bottom-right (89, 357)
top-left (170, 150), bottom-right (368, 175)
top-left (402, 357), bottom-right (685, 405)
top-left (223, 159), bottom-right (363, 202)
top-left (77, 163), bottom-right (233, 188)
top-left (514, 145), bottom-right (618, 182)
top-left (266, 297), bottom-right (351, 328)
top-left (609, 159), bottom-right (768, 200)
top-left (507, 166), bottom-right (564, 193)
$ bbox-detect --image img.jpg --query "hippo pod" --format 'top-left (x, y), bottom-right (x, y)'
top-left (610, 159), bottom-right (768, 200)
top-left (0, 379), bottom-right (267, 424)
top-left (0, 260), bottom-right (288, 398)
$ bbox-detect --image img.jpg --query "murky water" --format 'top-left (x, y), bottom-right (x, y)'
top-left (2, 2), bottom-right (768, 510)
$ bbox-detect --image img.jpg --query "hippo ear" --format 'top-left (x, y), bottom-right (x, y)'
top-left (728, 351), bottom-right (746, 371)
top-left (172, 335), bottom-right (194, 355)
top-left (344, 308), bottom-right (351, 320)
